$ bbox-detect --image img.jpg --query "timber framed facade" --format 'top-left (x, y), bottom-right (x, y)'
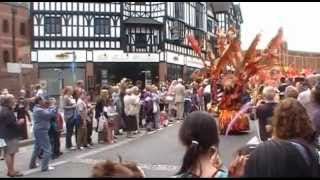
top-left (30, 2), bottom-right (243, 95)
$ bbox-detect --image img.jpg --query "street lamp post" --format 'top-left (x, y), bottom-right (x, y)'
top-left (72, 51), bottom-right (76, 84)
top-left (54, 68), bottom-right (63, 112)
top-left (142, 70), bottom-right (151, 86)
top-left (62, 51), bottom-right (76, 84)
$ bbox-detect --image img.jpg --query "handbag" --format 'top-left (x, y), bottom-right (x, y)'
top-left (165, 96), bottom-right (174, 102)
top-left (0, 138), bottom-right (7, 148)
top-left (106, 106), bottom-right (118, 117)
top-left (153, 101), bottom-right (158, 113)
top-left (74, 111), bottom-right (81, 128)
top-left (98, 114), bottom-right (107, 132)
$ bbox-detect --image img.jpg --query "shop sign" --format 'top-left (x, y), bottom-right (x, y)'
top-left (56, 53), bottom-right (69, 59)
top-left (93, 50), bottom-right (159, 62)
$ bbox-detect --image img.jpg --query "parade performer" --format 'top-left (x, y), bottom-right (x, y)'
top-left (187, 26), bottom-right (283, 135)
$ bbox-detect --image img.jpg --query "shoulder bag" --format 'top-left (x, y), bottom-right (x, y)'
top-left (0, 138), bottom-right (6, 148)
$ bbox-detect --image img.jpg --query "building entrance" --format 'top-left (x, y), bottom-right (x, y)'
top-left (94, 62), bottom-right (159, 87)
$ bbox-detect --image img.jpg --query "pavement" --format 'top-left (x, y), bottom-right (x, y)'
top-left (0, 120), bottom-right (258, 177)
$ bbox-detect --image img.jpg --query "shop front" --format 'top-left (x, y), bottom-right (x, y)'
top-left (94, 62), bottom-right (159, 87)
top-left (38, 63), bottom-right (85, 96)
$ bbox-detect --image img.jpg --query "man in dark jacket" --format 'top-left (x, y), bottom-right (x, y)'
top-left (0, 94), bottom-right (24, 177)
top-left (255, 86), bottom-right (278, 141)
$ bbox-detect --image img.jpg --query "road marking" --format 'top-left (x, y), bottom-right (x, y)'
top-left (76, 137), bottom-right (140, 159)
top-left (21, 138), bottom-right (141, 176)
top-left (23, 160), bottom-right (68, 176)
top-left (137, 163), bottom-right (179, 172)
top-left (247, 136), bottom-right (261, 145)
top-left (74, 158), bottom-right (180, 172)
top-left (20, 123), bottom-right (180, 176)
top-left (147, 131), bottom-right (157, 135)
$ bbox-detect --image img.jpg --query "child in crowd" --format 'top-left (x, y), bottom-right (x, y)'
top-left (48, 97), bottom-right (62, 159)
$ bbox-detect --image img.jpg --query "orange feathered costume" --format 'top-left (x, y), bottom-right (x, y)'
top-left (187, 27), bottom-right (284, 134)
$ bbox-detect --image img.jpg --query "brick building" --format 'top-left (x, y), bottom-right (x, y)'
top-left (279, 42), bottom-right (320, 73)
top-left (0, 2), bottom-right (37, 96)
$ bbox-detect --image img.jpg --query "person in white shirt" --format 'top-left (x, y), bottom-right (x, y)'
top-left (167, 80), bottom-right (177, 122)
top-left (123, 88), bottom-right (139, 138)
top-left (297, 74), bottom-right (319, 119)
top-left (35, 84), bottom-right (46, 99)
top-left (203, 79), bottom-right (211, 111)
top-left (174, 79), bottom-right (186, 121)
top-left (131, 86), bottom-right (141, 134)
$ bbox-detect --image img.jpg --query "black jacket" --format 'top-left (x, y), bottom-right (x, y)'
top-left (0, 106), bottom-right (21, 140)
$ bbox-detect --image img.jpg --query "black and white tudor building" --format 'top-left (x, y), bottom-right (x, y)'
top-left (30, 2), bottom-right (243, 95)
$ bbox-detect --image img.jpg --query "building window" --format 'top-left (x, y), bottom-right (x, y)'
top-left (167, 63), bottom-right (183, 81)
top-left (207, 19), bottom-right (213, 33)
top-left (135, 34), bottom-right (147, 48)
top-left (3, 20), bottom-right (9, 33)
top-left (171, 21), bottom-right (182, 41)
top-left (94, 18), bottom-right (111, 35)
top-left (20, 22), bottom-right (26, 36)
top-left (185, 66), bottom-right (196, 82)
top-left (44, 17), bottom-right (62, 34)
top-left (195, 3), bottom-right (204, 29)
top-left (3, 50), bottom-right (9, 63)
top-left (153, 35), bottom-right (158, 45)
top-left (135, 2), bottom-right (146, 5)
top-left (175, 2), bottom-right (184, 20)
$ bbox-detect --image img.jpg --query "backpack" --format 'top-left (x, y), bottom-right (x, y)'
top-left (289, 138), bottom-right (320, 177)
top-left (143, 96), bottom-right (153, 115)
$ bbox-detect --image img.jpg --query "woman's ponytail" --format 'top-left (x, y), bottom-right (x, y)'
top-left (177, 140), bottom-right (200, 175)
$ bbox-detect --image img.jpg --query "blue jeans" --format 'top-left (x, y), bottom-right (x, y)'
top-left (29, 130), bottom-right (51, 171)
top-left (65, 118), bottom-right (76, 149)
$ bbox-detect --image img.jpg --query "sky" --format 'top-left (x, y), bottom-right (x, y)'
top-left (240, 2), bottom-right (320, 52)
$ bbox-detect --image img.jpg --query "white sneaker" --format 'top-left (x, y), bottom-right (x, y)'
top-left (86, 145), bottom-right (93, 149)
top-left (42, 166), bottom-right (55, 171)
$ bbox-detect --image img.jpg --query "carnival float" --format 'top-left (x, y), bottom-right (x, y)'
top-left (187, 26), bottom-right (284, 135)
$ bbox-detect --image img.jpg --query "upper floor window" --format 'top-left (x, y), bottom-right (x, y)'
top-left (207, 19), bottom-right (213, 33)
top-left (94, 18), bottom-right (111, 35)
top-left (195, 3), bottom-right (204, 29)
top-left (3, 20), bottom-right (9, 33)
top-left (171, 21), bottom-right (182, 41)
top-left (175, 2), bottom-right (184, 20)
top-left (134, 2), bottom-right (146, 5)
top-left (20, 22), bottom-right (26, 36)
top-left (135, 34), bottom-right (147, 48)
top-left (3, 50), bottom-right (10, 63)
top-left (44, 17), bottom-right (62, 34)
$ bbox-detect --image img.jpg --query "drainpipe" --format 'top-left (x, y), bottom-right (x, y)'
top-left (11, 6), bottom-right (17, 63)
